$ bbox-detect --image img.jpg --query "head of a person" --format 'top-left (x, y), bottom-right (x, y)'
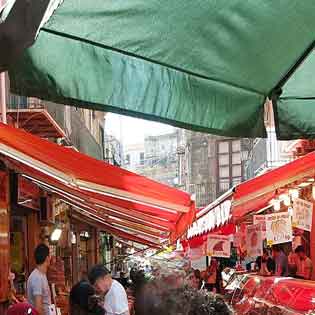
top-left (186, 271), bottom-right (199, 289)
top-left (272, 245), bottom-right (281, 258)
top-left (295, 245), bottom-right (306, 259)
top-left (136, 282), bottom-right (232, 315)
top-left (262, 248), bottom-right (269, 259)
top-left (34, 243), bottom-right (50, 268)
top-left (194, 269), bottom-right (201, 279)
top-left (88, 264), bottom-right (112, 294)
top-left (70, 281), bottom-right (105, 315)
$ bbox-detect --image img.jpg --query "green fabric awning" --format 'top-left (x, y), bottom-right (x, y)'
top-left (6, 1), bottom-right (315, 139)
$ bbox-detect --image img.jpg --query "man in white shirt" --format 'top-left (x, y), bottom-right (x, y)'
top-left (89, 265), bottom-right (129, 315)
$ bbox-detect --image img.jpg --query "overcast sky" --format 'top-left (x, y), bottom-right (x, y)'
top-left (105, 113), bottom-right (174, 145)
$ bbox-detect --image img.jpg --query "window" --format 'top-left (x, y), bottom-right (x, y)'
top-left (140, 152), bottom-right (145, 165)
top-left (232, 165), bottom-right (242, 177)
top-left (232, 140), bottom-right (241, 152)
top-left (232, 152), bottom-right (241, 164)
top-left (218, 142), bottom-right (229, 153)
top-left (219, 154), bottom-right (229, 165)
top-left (217, 139), bottom-right (243, 194)
top-left (219, 166), bottom-right (229, 177)
top-left (125, 154), bottom-right (130, 165)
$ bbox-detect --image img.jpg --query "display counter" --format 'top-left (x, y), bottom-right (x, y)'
top-left (230, 274), bottom-right (315, 315)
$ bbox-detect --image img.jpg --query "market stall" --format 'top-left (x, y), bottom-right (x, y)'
top-left (0, 123), bottom-right (195, 312)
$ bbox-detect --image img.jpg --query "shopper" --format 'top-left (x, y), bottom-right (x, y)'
top-left (27, 244), bottom-right (52, 315)
top-left (88, 264), bottom-right (130, 315)
top-left (205, 259), bottom-right (218, 293)
top-left (70, 281), bottom-right (105, 315)
top-left (272, 245), bottom-right (288, 277)
top-left (294, 245), bottom-right (313, 280)
top-left (135, 281), bottom-right (232, 315)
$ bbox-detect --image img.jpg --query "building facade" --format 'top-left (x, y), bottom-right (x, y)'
top-left (178, 130), bottom-right (244, 208)
top-left (123, 131), bottom-right (179, 187)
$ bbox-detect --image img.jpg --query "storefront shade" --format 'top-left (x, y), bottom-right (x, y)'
top-left (0, 123), bottom-right (195, 247)
top-left (232, 151), bottom-right (315, 219)
top-left (6, 1), bottom-right (315, 139)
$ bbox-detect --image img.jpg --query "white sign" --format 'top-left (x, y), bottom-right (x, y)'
top-left (253, 215), bottom-right (266, 239)
top-left (292, 198), bottom-right (313, 232)
top-left (246, 224), bottom-right (263, 257)
top-left (206, 234), bottom-right (231, 258)
top-left (187, 200), bottom-right (231, 238)
top-left (266, 212), bottom-right (292, 246)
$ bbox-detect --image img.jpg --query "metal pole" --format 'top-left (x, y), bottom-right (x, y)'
top-left (0, 72), bottom-right (7, 124)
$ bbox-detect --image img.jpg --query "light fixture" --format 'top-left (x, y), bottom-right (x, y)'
top-left (279, 194), bottom-right (291, 206)
top-left (289, 188), bottom-right (299, 200)
top-left (130, 248), bottom-right (135, 254)
top-left (288, 207), bottom-right (293, 217)
top-left (270, 198), bottom-right (281, 211)
top-left (312, 185), bottom-right (315, 200)
top-left (51, 227), bottom-right (62, 242)
top-left (298, 182), bottom-right (312, 188)
top-left (71, 232), bottom-right (77, 244)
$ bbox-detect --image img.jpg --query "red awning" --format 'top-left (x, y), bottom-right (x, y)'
top-left (232, 151), bottom-right (315, 220)
top-left (0, 123), bottom-right (195, 247)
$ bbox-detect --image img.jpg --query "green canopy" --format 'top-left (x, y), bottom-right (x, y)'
top-left (6, 1), bottom-right (315, 139)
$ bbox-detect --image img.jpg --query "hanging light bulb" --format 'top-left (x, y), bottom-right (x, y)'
top-left (312, 185), bottom-right (315, 200)
top-left (71, 232), bottom-right (77, 244)
top-left (279, 194), bottom-right (290, 206)
top-left (130, 248), bottom-right (135, 254)
top-left (289, 188), bottom-right (299, 200)
top-left (288, 207), bottom-right (293, 217)
top-left (273, 199), bottom-right (281, 211)
top-left (51, 227), bottom-right (62, 242)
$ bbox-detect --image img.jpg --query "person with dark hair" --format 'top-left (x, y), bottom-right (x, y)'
top-left (294, 245), bottom-right (313, 280)
top-left (27, 244), bottom-right (51, 315)
top-left (272, 245), bottom-right (288, 277)
top-left (88, 264), bottom-right (129, 315)
top-left (70, 281), bottom-right (105, 315)
top-left (136, 282), bottom-right (232, 315)
top-left (256, 249), bottom-right (275, 276)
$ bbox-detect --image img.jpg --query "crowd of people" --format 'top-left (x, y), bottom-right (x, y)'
top-left (6, 242), bottom-right (314, 315)
top-left (254, 245), bottom-right (313, 280)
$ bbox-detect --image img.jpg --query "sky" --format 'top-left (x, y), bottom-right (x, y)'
top-left (105, 113), bottom-right (174, 145)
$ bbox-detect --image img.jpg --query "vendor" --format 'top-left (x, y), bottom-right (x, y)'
top-left (256, 249), bottom-right (275, 276)
top-left (294, 246), bottom-right (313, 280)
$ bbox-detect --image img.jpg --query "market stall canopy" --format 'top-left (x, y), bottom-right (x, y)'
top-left (187, 189), bottom-right (233, 239)
top-left (0, 123), bottom-right (195, 247)
top-left (5, 1), bottom-right (315, 139)
top-left (232, 151), bottom-right (315, 220)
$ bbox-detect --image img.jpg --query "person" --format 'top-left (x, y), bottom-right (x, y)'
top-left (135, 281), bottom-right (232, 315)
top-left (88, 264), bottom-right (130, 315)
top-left (272, 245), bottom-right (288, 277)
top-left (194, 269), bottom-right (202, 290)
top-left (70, 281), bottom-right (105, 315)
top-left (256, 249), bottom-right (275, 276)
top-left (205, 259), bottom-right (218, 292)
top-left (7, 302), bottom-right (38, 315)
top-left (27, 244), bottom-right (52, 315)
top-left (294, 245), bottom-right (313, 280)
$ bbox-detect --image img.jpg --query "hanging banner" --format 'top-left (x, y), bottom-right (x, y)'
top-left (188, 244), bottom-right (206, 261)
top-left (292, 198), bottom-right (313, 232)
top-left (206, 235), bottom-right (231, 258)
top-left (253, 215), bottom-right (266, 239)
top-left (246, 224), bottom-right (263, 257)
top-left (266, 212), bottom-right (292, 246)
